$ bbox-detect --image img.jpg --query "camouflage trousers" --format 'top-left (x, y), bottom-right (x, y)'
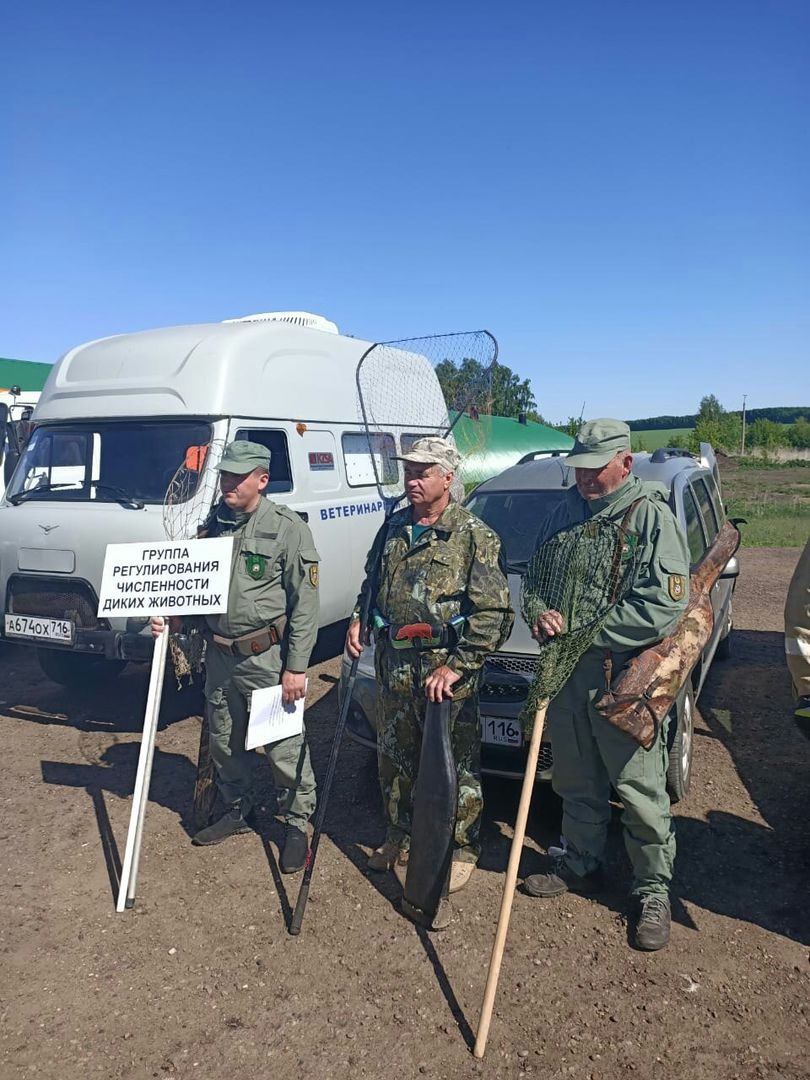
top-left (374, 643), bottom-right (482, 864)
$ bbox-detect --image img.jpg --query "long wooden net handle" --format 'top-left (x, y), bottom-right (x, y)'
top-left (474, 703), bottom-right (548, 1058)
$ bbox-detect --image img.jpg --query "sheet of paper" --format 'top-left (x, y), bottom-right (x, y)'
top-left (246, 682), bottom-right (306, 750)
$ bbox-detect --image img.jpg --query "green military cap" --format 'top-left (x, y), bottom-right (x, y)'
top-left (216, 440), bottom-right (272, 474)
top-left (393, 435), bottom-right (461, 473)
top-left (566, 418), bottom-right (631, 468)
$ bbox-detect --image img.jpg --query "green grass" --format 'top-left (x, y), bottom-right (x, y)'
top-left (725, 506), bottom-right (809, 547)
top-left (630, 427), bottom-right (692, 450)
top-left (721, 459), bottom-right (809, 547)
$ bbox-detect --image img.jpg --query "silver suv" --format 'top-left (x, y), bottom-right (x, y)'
top-left (341, 444), bottom-right (739, 802)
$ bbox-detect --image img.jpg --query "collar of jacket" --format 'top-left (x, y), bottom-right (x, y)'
top-left (389, 498), bottom-right (464, 538)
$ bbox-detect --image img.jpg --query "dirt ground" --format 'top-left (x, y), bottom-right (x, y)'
top-left (1, 548), bottom-right (809, 1080)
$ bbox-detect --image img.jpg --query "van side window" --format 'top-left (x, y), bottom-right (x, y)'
top-left (234, 429), bottom-right (293, 494)
top-left (692, 476), bottom-right (719, 544)
top-left (682, 485), bottom-right (708, 565)
top-left (342, 432), bottom-right (397, 488)
top-left (704, 474), bottom-right (726, 527)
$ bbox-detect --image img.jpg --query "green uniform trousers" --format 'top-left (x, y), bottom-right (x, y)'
top-left (204, 643), bottom-right (317, 829)
top-left (374, 643), bottom-right (483, 863)
top-left (548, 647), bottom-right (675, 896)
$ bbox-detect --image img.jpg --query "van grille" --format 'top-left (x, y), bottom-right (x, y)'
top-left (537, 745), bottom-right (554, 772)
top-left (7, 576), bottom-right (105, 629)
top-left (486, 654), bottom-right (539, 676)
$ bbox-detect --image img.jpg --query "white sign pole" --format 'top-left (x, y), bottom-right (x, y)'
top-left (116, 626), bottom-right (170, 911)
top-left (104, 535), bottom-right (232, 912)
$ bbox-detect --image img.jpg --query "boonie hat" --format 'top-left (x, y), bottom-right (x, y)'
top-left (216, 440), bottom-right (272, 474)
top-left (393, 436), bottom-right (461, 473)
top-left (566, 419), bottom-right (632, 468)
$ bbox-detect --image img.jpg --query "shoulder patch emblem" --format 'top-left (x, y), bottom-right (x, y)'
top-left (245, 553), bottom-right (266, 580)
top-left (668, 574), bottom-right (685, 601)
top-left (309, 564), bottom-right (319, 588)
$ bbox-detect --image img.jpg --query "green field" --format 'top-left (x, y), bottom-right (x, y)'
top-left (630, 427), bottom-right (692, 451)
top-left (719, 458), bottom-right (809, 547)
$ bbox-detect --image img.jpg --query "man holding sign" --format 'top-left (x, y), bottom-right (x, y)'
top-left (153, 441), bottom-right (320, 872)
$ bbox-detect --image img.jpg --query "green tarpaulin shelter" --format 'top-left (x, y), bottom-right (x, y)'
top-left (0, 357), bottom-right (52, 393)
top-left (453, 413), bottom-right (574, 486)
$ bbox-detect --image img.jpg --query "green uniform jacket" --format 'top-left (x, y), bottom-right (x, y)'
top-left (204, 497), bottom-right (320, 673)
top-left (534, 474), bottom-right (690, 652)
top-left (355, 500), bottom-right (514, 681)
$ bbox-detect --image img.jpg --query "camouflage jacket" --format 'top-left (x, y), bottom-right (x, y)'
top-left (532, 474), bottom-right (690, 653)
top-left (203, 498), bottom-right (320, 672)
top-left (354, 500), bottom-right (514, 680)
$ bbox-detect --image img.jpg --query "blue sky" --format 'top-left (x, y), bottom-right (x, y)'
top-left (3, 1), bottom-right (808, 422)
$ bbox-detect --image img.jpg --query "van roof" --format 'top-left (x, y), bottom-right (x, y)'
top-left (35, 319), bottom-right (447, 429)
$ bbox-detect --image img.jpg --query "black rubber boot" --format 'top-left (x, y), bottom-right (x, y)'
top-left (523, 856), bottom-right (603, 898)
top-left (192, 807), bottom-right (253, 846)
top-left (633, 894), bottom-right (671, 951)
top-left (280, 825), bottom-right (309, 874)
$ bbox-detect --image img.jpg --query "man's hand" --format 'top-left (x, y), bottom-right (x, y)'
top-left (345, 618), bottom-right (364, 659)
top-left (281, 670), bottom-right (307, 706)
top-left (531, 609), bottom-right (565, 643)
top-left (150, 616), bottom-right (181, 638)
top-left (424, 665), bottom-right (462, 703)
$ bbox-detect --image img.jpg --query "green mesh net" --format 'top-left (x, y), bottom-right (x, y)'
top-left (520, 517), bottom-right (640, 728)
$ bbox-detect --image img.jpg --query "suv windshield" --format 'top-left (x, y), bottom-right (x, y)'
top-left (5, 420), bottom-right (213, 505)
top-left (465, 489), bottom-right (565, 571)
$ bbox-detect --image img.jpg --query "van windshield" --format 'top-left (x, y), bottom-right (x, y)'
top-left (465, 489), bottom-right (565, 572)
top-left (5, 420), bottom-right (213, 505)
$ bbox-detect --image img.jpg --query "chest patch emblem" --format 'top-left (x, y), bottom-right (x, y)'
top-left (668, 574), bottom-right (685, 601)
top-left (245, 553), bottom-right (266, 580)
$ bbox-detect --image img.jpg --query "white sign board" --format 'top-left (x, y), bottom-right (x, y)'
top-left (98, 537), bottom-right (232, 618)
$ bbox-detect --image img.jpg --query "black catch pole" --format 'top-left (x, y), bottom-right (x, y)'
top-left (289, 591), bottom-right (373, 936)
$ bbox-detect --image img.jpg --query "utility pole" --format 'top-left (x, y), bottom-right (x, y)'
top-left (740, 394), bottom-right (747, 455)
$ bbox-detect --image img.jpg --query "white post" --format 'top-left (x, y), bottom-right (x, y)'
top-left (116, 628), bottom-right (169, 912)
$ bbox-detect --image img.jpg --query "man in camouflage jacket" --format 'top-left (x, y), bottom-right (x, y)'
top-left (346, 437), bottom-right (514, 902)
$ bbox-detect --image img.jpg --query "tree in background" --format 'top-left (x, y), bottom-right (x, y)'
top-left (435, 357), bottom-right (538, 419)
top-left (787, 417), bottom-right (810, 449)
top-left (690, 395), bottom-right (742, 453)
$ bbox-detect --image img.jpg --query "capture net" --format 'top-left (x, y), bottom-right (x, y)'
top-left (520, 517), bottom-right (640, 727)
top-left (355, 330), bottom-right (497, 508)
top-left (162, 438), bottom-right (226, 684)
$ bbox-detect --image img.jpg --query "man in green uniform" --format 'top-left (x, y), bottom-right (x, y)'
top-left (153, 441), bottom-right (320, 872)
top-left (346, 436), bottom-right (513, 908)
top-left (522, 419), bottom-right (689, 951)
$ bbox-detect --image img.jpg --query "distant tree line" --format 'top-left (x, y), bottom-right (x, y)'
top-left (627, 405), bottom-right (810, 430)
top-left (641, 395), bottom-right (810, 453)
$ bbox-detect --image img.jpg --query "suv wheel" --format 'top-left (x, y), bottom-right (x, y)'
top-left (714, 598), bottom-right (733, 660)
top-left (37, 648), bottom-right (127, 688)
top-left (666, 683), bottom-right (695, 803)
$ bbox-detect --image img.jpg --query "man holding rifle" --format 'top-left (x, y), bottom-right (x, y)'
top-left (152, 440), bottom-right (320, 873)
top-left (346, 437), bottom-right (513, 910)
top-left (521, 419), bottom-right (690, 950)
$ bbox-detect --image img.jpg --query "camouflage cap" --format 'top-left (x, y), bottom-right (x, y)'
top-left (215, 440), bottom-right (271, 474)
top-left (566, 418), bottom-right (632, 468)
top-left (393, 436), bottom-right (461, 473)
